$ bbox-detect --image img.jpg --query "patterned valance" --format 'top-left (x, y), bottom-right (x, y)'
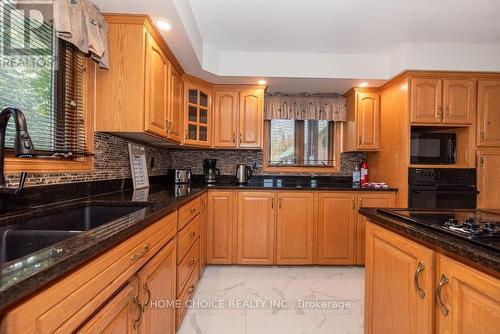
top-left (264, 93), bottom-right (347, 121)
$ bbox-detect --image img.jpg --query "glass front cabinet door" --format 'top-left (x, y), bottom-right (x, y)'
top-left (184, 81), bottom-right (212, 146)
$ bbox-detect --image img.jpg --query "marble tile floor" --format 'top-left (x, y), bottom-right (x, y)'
top-left (177, 265), bottom-right (364, 334)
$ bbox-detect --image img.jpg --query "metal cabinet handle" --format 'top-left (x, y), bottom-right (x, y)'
top-left (358, 135), bottom-right (362, 145)
top-left (436, 273), bottom-right (449, 316)
top-left (437, 105), bottom-right (443, 120)
top-left (187, 284), bottom-right (195, 294)
top-left (189, 258), bottom-right (196, 265)
top-left (480, 130), bottom-right (486, 142)
top-left (359, 198), bottom-right (363, 208)
top-left (189, 231), bottom-right (197, 238)
top-left (133, 296), bottom-right (142, 329)
top-left (189, 207), bottom-right (197, 214)
top-left (271, 198), bottom-right (274, 209)
top-left (239, 133), bottom-right (243, 143)
top-left (479, 156), bottom-right (485, 167)
top-left (232, 133), bottom-right (236, 143)
top-left (142, 282), bottom-right (151, 310)
top-left (131, 243), bottom-right (150, 262)
top-left (278, 199), bottom-right (282, 209)
top-left (444, 106), bottom-right (450, 118)
top-left (414, 261), bottom-right (426, 299)
top-left (352, 198), bottom-right (355, 209)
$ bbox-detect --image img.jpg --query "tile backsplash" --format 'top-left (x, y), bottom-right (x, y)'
top-left (5, 133), bottom-right (363, 187)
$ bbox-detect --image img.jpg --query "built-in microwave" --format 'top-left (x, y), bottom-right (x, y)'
top-left (410, 132), bottom-right (456, 164)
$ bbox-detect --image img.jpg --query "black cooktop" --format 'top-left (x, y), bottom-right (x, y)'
top-left (377, 209), bottom-right (500, 251)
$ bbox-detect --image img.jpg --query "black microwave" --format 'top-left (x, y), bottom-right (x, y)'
top-left (410, 132), bottom-right (457, 164)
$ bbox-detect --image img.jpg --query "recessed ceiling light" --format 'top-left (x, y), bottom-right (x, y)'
top-left (358, 82), bottom-right (369, 88)
top-left (156, 19), bottom-right (172, 31)
top-left (257, 80), bottom-right (267, 85)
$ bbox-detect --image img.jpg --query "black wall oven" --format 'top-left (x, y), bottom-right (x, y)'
top-left (410, 131), bottom-right (456, 164)
top-left (408, 168), bottom-right (477, 209)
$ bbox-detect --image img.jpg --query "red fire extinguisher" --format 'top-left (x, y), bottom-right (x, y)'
top-left (360, 160), bottom-right (369, 188)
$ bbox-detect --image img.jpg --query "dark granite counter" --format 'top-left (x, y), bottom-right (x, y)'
top-left (0, 174), bottom-right (397, 312)
top-left (359, 208), bottom-right (500, 278)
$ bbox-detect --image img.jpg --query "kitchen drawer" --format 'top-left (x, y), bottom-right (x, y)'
top-left (176, 264), bottom-right (200, 329)
top-left (177, 239), bottom-right (200, 293)
top-left (177, 214), bottom-right (200, 263)
top-left (178, 196), bottom-right (201, 231)
top-left (1, 212), bottom-right (177, 334)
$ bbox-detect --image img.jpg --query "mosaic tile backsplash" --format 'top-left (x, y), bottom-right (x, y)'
top-left (5, 133), bottom-right (364, 188)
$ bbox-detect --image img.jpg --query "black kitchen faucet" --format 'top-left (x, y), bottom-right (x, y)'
top-left (0, 107), bottom-right (35, 194)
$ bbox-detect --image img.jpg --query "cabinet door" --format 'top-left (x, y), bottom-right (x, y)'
top-left (78, 279), bottom-right (139, 334)
top-left (436, 255), bottom-right (500, 334)
top-left (238, 89), bottom-right (263, 148)
top-left (200, 193), bottom-right (208, 273)
top-left (236, 191), bottom-right (275, 264)
top-left (478, 80), bottom-right (500, 146)
top-left (410, 78), bottom-right (443, 124)
top-left (442, 79), bottom-right (475, 125)
top-left (317, 193), bottom-right (356, 265)
top-left (276, 192), bottom-right (315, 264)
top-left (207, 191), bottom-right (235, 264)
top-left (356, 92), bottom-right (380, 150)
top-left (168, 66), bottom-right (183, 143)
top-left (185, 83), bottom-right (211, 146)
top-left (365, 222), bottom-right (434, 334)
top-left (214, 90), bottom-right (238, 147)
top-left (144, 33), bottom-right (169, 137)
top-left (356, 193), bottom-right (396, 265)
top-left (137, 240), bottom-right (176, 334)
top-left (477, 148), bottom-right (500, 208)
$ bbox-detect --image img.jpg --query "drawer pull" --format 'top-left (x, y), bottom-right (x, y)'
top-left (131, 243), bottom-right (150, 261)
top-left (142, 282), bottom-right (151, 310)
top-left (436, 273), bottom-right (449, 316)
top-left (189, 208), bottom-right (197, 214)
top-left (187, 284), bottom-right (195, 294)
top-left (189, 232), bottom-right (197, 238)
top-left (189, 258), bottom-right (196, 265)
top-left (414, 261), bottom-right (426, 299)
top-left (133, 296), bottom-right (142, 329)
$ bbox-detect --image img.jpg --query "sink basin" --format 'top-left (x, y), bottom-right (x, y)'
top-left (0, 204), bottom-right (148, 264)
top-left (0, 230), bottom-right (79, 263)
top-left (8, 205), bottom-right (147, 232)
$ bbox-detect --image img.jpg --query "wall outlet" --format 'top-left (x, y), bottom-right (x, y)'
top-left (251, 160), bottom-right (260, 170)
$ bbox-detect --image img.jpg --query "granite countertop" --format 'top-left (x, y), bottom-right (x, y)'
top-left (0, 183), bottom-right (207, 312)
top-left (0, 175), bottom-right (397, 312)
top-left (359, 208), bottom-right (500, 278)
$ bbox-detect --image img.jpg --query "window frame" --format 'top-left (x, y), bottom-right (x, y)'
top-left (4, 58), bottom-right (95, 173)
top-left (263, 120), bottom-right (341, 174)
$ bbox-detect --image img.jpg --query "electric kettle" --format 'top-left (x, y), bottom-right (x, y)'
top-left (235, 164), bottom-right (253, 184)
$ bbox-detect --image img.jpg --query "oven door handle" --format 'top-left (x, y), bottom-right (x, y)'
top-left (411, 190), bottom-right (479, 194)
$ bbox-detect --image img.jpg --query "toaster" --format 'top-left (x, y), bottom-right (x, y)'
top-left (168, 169), bottom-right (191, 184)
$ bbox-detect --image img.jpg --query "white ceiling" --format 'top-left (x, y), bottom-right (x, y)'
top-left (94, 0), bottom-right (500, 93)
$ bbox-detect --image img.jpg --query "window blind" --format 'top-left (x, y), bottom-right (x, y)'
top-left (0, 0), bottom-right (90, 158)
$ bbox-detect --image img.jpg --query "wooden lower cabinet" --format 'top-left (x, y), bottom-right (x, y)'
top-left (365, 222), bottom-right (434, 334)
top-left (356, 192), bottom-right (396, 265)
top-left (200, 193), bottom-right (208, 273)
top-left (136, 240), bottom-right (177, 334)
top-left (206, 191), bottom-right (236, 264)
top-left (78, 278), bottom-right (139, 334)
top-left (317, 192), bottom-right (356, 264)
top-left (276, 192), bottom-right (315, 265)
top-left (236, 191), bottom-right (275, 264)
top-left (436, 255), bottom-right (500, 334)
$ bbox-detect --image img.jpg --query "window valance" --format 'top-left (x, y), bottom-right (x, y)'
top-left (16, 0), bottom-right (109, 69)
top-left (264, 93), bottom-right (347, 121)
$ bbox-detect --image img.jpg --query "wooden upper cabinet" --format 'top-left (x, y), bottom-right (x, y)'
top-left (365, 222), bottom-right (434, 334)
top-left (317, 192), bottom-right (356, 265)
top-left (78, 278), bottom-right (139, 334)
top-left (144, 33), bottom-right (169, 138)
top-left (206, 191), bottom-right (235, 264)
top-left (355, 193), bottom-right (395, 265)
top-left (410, 78), bottom-right (443, 124)
top-left (276, 192), bottom-right (315, 265)
top-left (342, 88), bottom-right (380, 152)
top-left (442, 79), bottom-right (475, 125)
top-left (184, 80), bottom-right (212, 147)
top-left (478, 80), bottom-right (500, 146)
top-left (168, 66), bottom-right (183, 143)
top-left (236, 191), bottom-right (275, 264)
top-left (436, 254), bottom-right (500, 334)
top-left (357, 92), bottom-right (380, 150)
top-left (214, 90), bottom-right (238, 147)
top-left (136, 240), bottom-right (176, 334)
top-left (477, 148), bottom-right (500, 209)
top-left (239, 89), bottom-right (264, 148)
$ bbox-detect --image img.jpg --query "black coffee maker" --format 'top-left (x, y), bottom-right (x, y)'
top-left (203, 159), bottom-right (220, 184)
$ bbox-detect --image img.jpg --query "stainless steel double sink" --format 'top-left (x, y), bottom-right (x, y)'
top-left (0, 204), bottom-right (148, 264)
